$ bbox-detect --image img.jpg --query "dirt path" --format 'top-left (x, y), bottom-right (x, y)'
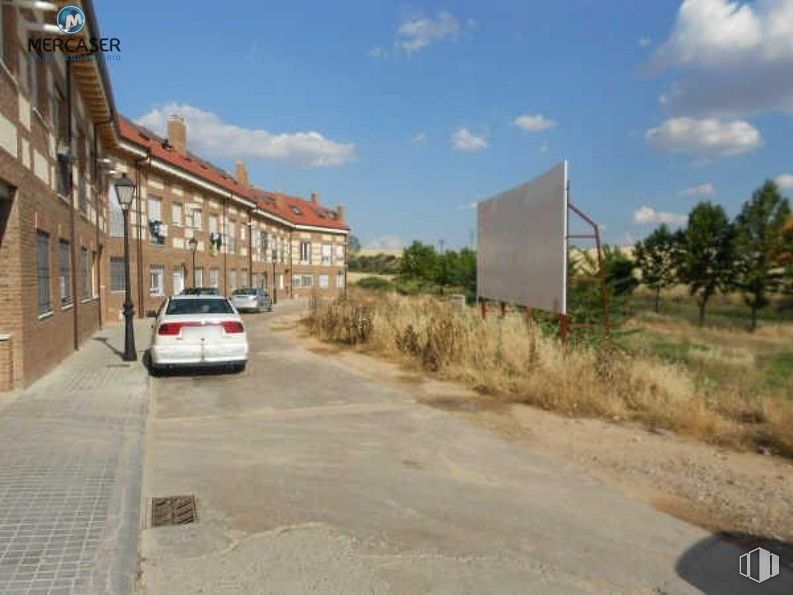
top-left (282, 315), bottom-right (793, 552)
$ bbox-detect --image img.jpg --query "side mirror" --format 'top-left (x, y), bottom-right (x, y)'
top-left (146, 310), bottom-right (158, 318)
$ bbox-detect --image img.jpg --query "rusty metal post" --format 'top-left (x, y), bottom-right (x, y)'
top-left (500, 301), bottom-right (506, 318)
top-left (480, 298), bottom-right (487, 319)
top-left (559, 314), bottom-right (570, 347)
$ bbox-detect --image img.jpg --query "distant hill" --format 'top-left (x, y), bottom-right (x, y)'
top-left (358, 248), bottom-right (404, 257)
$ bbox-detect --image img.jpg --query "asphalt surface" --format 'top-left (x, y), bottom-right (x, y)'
top-left (139, 301), bottom-right (792, 594)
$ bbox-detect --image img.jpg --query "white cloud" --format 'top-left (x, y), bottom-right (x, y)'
top-left (678, 182), bottom-right (716, 197)
top-left (457, 202), bottom-right (478, 210)
top-left (411, 132), bottom-right (427, 145)
top-left (396, 11), bottom-right (471, 54)
top-left (368, 46), bottom-right (386, 58)
top-left (514, 113), bottom-right (557, 132)
top-left (366, 235), bottom-right (405, 250)
top-left (638, 37), bottom-right (652, 48)
top-left (634, 205), bottom-right (688, 226)
top-left (645, 117), bottom-right (762, 158)
top-left (451, 128), bottom-right (488, 152)
top-left (654, 0), bottom-right (793, 116)
top-left (136, 103), bottom-right (355, 167)
top-left (775, 173), bottom-right (793, 189)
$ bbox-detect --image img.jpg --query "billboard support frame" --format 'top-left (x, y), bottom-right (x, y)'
top-left (566, 200), bottom-right (611, 344)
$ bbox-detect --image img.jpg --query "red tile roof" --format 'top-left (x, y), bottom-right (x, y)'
top-left (117, 116), bottom-right (349, 231)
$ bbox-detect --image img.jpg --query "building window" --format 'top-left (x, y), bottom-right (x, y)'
top-left (110, 257), bottom-right (126, 292)
top-left (319, 274), bottom-right (329, 288)
top-left (208, 213), bottom-right (218, 234)
top-left (335, 244), bottom-right (345, 263)
top-left (227, 221), bottom-right (236, 254)
top-left (209, 268), bottom-right (219, 288)
top-left (59, 240), bottom-right (71, 306)
top-left (321, 244), bottom-right (331, 265)
top-left (278, 274), bottom-right (284, 290)
top-left (172, 203), bottom-right (183, 227)
top-left (172, 266), bottom-right (185, 296)
top-left (148, 197), bottom-right (164, 244)
top-left (191, 208), bottom-right (202, 230)
top-left (336, 271), bottom-right (345, 288)
top-left (77, 169), bottom-right (87, 214)
top-left (229, 269), bottom-right (237, 291)
top-left (80, 247), bottom-right (90, 299)
top-left (292, 274), bottom-right (301, 288)
top-left (194, 267), bottom-right (204, 287)
top-left (91, 251), bottom-right (98, 297)
top-left (302, 274), bottom-right (314, 287)
top-left (149, 265), bottom-right (164, 296)
top-left (300, 241), bottom-right (311, 264)
top-left (27, 56), bottom-right (38, 109)
top-left (241, 269), bottom-right (248, 286)
top-left (36, 231), bottom-right (51, 315)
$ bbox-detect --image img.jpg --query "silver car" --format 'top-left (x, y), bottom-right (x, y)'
top-left (230, 287), bottom-right (273, 313)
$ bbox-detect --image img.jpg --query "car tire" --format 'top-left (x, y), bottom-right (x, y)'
top-left (232, 362), bottom-right (246, 373)
top-left (149, 363), bottom-right (163, 377)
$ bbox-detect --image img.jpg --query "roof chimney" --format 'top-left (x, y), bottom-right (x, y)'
top-left (235, 161), bottom-right (249, 187)
top-left (336, 204), bottom-right (346, 222)
top-left (310, 192), bottom-right (319, 205)
top-left (167, 114), bottom-right (187, 155)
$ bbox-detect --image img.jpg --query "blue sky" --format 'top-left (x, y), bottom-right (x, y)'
top-left (98, 0), bottom-right (793, 249)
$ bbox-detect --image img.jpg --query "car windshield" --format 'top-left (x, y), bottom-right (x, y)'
top-left (233, 289), bottom-right (257, 296)
top-left (165, 298), bottom-right (234, 315)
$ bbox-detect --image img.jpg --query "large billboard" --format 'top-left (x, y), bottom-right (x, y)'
top-left (477, 161), bottom-right (568, 314)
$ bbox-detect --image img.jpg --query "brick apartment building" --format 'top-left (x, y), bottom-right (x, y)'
top-left (107, 116), bottom-right (349, 322)
top-left (0, 0), bottom-right (350, 391)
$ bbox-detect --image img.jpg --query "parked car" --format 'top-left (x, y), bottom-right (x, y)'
top-left (230, 287), bottom-right (273, 313)
top-left (148, 295), bottom-right (248, 374)
top-left (180, 287), bottom-right (220, 296)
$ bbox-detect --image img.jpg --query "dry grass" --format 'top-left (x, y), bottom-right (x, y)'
top-left (306, 289), bottom-right (793, 458)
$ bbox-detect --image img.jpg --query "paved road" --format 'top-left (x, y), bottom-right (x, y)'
top-left (139, 302), bottom-right (792, 594)
top-left (0, 322), bottom-right (149, 594)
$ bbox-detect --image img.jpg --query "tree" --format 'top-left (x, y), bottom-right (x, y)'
top-left (437, 248), bottom-right (477, 294)
top-left (400, 241), bottom-right (440, 283)
top-left (603, 245), bottom-right (638, 296)
top-left (677, 202), bottom-right (736, 326)
top-left (347, 235), bottom-right (361, 254)
top-left (733, 180), bottom-right (793, 330)
top-left (634, 224), bottom-right (679, 312)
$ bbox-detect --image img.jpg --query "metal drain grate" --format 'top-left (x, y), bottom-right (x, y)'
top-left (151, 495), bottom-right (197, 527)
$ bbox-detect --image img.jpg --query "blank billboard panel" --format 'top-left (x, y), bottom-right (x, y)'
top-left (477, 161), bottom-right (567, 313)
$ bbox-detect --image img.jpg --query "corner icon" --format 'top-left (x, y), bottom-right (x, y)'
top-left (739, 547), bottom-right (780, 584)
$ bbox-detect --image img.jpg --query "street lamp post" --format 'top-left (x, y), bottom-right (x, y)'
top-left (188, 236), bottom-right (198, 287)
top-left (114, 173), bottom-right (137, 362)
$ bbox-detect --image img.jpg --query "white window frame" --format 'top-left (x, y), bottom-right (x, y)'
top-left (302, 274), bottom-right (314, 287)
top-left (191, 208), bottom-right (203, 230)
top-left (149, 265), bottom-right (165, 297)
top-left (209, 268), bottom-right (220, 288)
top-left (300, 241), bottom-right (311, 264)
top-left (147, 197), bottom-right (162, 222)
top-left (321, 244), bottom-right (331, 265)
top-left (292, 274), bottom-right (301, 288)
top-left (172, 266), bottom-right (185, 296)
top-left (208, 213), bottom-right (218, 234)
top-left (336, 272), bottom-right (345, 288)
top-left (319, 274), bottom-right (329, 288)
top-left (171, 203), bottom-right (183, 227)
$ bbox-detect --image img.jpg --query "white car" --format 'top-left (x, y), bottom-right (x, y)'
top-left (148, 295), bottom-right (249, 374)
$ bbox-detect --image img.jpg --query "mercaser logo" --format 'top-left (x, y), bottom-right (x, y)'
top-left (739, 547), bottom-right (780, 584)
top-left (57, 5), bottom-right (86, 35)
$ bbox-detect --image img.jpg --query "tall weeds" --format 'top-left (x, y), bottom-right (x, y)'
top-left (306, 290), bottom-right (793, 457)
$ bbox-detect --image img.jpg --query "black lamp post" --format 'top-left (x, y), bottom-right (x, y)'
top-left (188, 236), bottom-right (198, 287)
top-left (114, 173), bottom-right (137, 362)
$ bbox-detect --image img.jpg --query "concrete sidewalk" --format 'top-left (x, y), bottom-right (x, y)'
top-left (0, 321), bottom-right (150, 594)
